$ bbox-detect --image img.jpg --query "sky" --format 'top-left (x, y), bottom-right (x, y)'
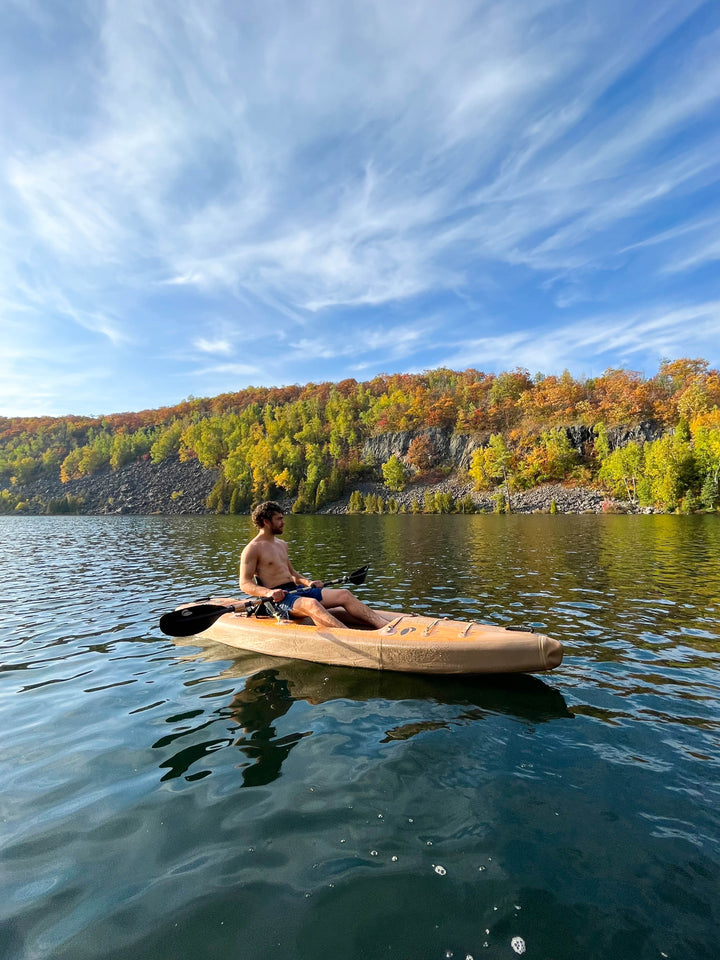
top-left (1, 0), bottom-right (720, 418)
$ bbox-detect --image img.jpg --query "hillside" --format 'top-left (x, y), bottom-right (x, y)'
top-left (2, 359), bottom-right (719, 515)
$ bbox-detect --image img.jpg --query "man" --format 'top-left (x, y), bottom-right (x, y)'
top-left (239, 501), bottom-right (389, 629)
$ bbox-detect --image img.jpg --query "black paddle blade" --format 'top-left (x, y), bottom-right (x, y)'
top-left (159, 602), bottom-right (233, 637)
top-left (346, 564), bottom-right (369, 585)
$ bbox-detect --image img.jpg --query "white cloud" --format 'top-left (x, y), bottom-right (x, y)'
top-left (194, 338), bottom-right (233, 356)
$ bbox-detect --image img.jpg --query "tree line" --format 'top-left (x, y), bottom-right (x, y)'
top-left (1, 358), bottom-right (719, 514)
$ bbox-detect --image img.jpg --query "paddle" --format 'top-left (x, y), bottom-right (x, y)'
top-left (321, 563), bottom-right (369, 588)
top-left (159, 563), bottom-right (370, 637)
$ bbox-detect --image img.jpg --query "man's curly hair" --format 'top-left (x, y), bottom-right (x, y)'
top-left (251, 501), bottom-right (284, 528)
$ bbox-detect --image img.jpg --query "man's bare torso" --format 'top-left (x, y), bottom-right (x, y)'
top-left (245, 536), bottom-right (294, 588)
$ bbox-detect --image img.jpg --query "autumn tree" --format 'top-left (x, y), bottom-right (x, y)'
top-left (469, 434), bottom-right (514, 510)
top-left (487, 369), bottom-right (532, 431)
top-left (519, 370), bottom-right (590, 426)
top-left (406, 435), bottom-right (436, 473)
top-left (514, 429), bottom-right (579, 488)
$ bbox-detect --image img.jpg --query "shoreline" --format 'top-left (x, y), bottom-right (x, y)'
top-left (7, 455), bottom-right (653, 516)
top-left (315, 479), bottom-right (648, 515)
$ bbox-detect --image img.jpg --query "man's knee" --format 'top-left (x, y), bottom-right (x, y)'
top-left (334, 588), bottom-right (352, 604)
top-left (294, 597), bottom-right (324, 617)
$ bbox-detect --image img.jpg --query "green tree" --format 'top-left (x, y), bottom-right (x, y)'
top-left (469, 434), bottom-right (513, 510)
top-left (9, 457), bottom-right (37, 485)
top-left (692, 423), bottom-right (720, 507)
top-left (515, 429), bottom-right (578, 487)
top-left (639, 430), bottom-right (696, 510)
top-left (598, 442), bottom-right (645, 502)
top-left (110, 429), bottom-right (152, 470)
top-left (292, 480), bottom-right (315, 513)
top-left (382, 454), bottom-right (408, 492)
top-left (700, 472), bottom-right (719, 510)
top-left (593, 422), bottom-right (611, 461)
top-left (363, 493), bottom-right (384, 514)
top-left (151, 421), bottom-right (183, 463)
top-left (315, 478), bottom-right (331, 511)
top-left (207, 477), bottom-right (230, 513)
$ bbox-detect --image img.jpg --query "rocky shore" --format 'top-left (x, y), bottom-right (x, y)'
top-left (15, 455), bottom-right (219, 515)
top-left (318, 478), bottom-right (642, 514)
top-left (8, 454), bottom-right (644, 515)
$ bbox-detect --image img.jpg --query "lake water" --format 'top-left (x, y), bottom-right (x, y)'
top-left (2, 514), bottom-right (719, 960)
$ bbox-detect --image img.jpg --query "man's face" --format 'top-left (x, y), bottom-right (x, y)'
top-left (267, 511), bottom-right (284, 534)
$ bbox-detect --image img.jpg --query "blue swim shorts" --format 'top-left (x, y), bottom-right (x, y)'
top-left (276, 586), bottom-right (324, 617)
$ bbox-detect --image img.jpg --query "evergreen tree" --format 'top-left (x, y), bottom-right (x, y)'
top-left (700, 472), bottom-right (719, 510)
top-left (382, 454), bottom-right (408, 491)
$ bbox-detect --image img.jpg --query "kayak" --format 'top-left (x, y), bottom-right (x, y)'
top-left (165, 599), bottom-right (563, 675)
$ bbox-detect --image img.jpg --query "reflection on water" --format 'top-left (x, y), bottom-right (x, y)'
top-left (163, 640), bottom-right (574, 785)
top-left (1, 514), bottom-right (719, 960)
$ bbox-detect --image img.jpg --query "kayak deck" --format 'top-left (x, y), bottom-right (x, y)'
top-left (180, 599), bottom-right (563, 675)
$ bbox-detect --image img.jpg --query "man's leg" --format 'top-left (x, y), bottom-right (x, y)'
top-left (320, 588), bottom-right (390, 629)
top-left (289, 596), bottom-right (346, 628)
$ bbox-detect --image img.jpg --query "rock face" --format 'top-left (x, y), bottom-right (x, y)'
top-left (17, 455), bottom-right (218, 515)
top-left (361, 422), bottom-right (665, 465)
top-left (362, 428), bottom-right (481, 469)
top-left (607, 421), bottom-right (664, 447)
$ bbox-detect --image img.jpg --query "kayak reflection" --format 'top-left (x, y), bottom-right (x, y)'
top-left (165, 638), bottom-right (572, 787)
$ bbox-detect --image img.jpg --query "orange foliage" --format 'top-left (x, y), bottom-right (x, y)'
top-left (519, 372), bottom-right (590, 426)
top-left (590, 369), bottom-right (665, 426)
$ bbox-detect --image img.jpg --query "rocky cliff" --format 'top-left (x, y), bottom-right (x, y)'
top-left (362, 427), bottom-right (482, 469)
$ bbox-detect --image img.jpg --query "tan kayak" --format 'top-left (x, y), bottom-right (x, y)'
top-left (167, 599), bottom-right (563, 675)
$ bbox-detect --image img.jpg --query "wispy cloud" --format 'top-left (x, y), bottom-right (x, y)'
top-left (439, 300), bottom-right (720, 375)
top-left (1, 0), bottom-right (719, 414)
top-left (194, 338), bottom-right (233, 356)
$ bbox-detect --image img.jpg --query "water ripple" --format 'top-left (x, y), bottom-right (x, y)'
top-left (2, 514), bottom-right (720, 960)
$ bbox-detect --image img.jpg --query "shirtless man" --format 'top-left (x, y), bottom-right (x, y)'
top-left (239, 501), bottom-right (389, 629)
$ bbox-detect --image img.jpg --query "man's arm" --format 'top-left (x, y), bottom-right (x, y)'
top-left (286, 557), bottom-right (323, 589)
top-left (239, 545), bottom-right (275, 598)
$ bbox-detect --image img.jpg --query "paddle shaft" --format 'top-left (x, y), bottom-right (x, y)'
top-left (238, 563), bottom-right (368, 613)
top-left (159, 563), bottom-right (369, 637)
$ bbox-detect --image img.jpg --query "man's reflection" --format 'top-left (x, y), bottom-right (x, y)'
top-left (229, 670), bottom-right (310, 788)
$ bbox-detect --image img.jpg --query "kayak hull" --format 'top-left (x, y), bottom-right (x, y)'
top-left (176, 600), bottom-right (563, 675)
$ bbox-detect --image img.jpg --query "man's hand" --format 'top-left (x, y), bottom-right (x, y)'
top-left (269, 588), bottom-right (288, 602)
top-left (309, 579), bottom-right (324, 589)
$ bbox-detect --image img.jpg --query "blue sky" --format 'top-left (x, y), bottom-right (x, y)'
top-left (2, 0), bottom-right (719, 417)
